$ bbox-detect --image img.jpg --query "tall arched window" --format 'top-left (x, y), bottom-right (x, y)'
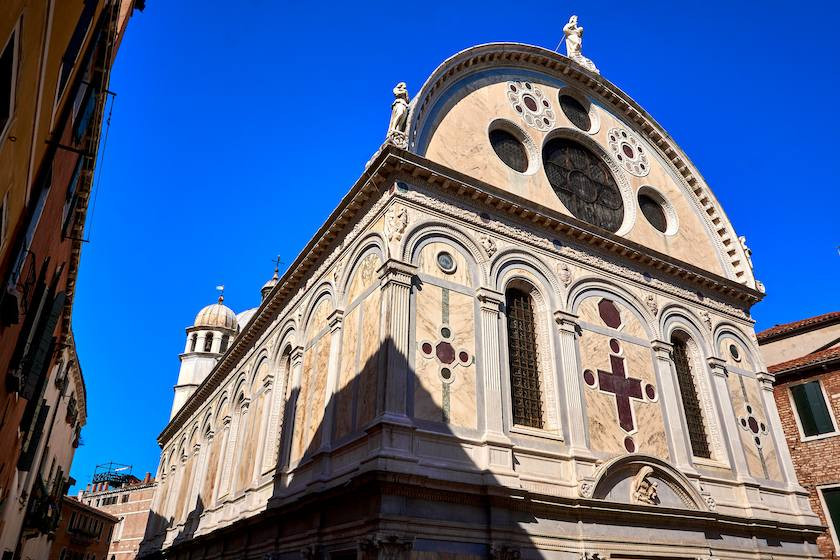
top-left (204, 332), bottom-right (214, 352)
top-left (220, 334), bottom-right (230, 353)
top-left (671, 333), bottom-right (711, 458)
top-left (505, 288), bottom-right (543, 428)
top-left (189, 333), bottom-right (197, 352)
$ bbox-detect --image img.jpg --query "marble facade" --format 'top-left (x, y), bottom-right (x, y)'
top-left (139, 43), bottom-right (821, 560)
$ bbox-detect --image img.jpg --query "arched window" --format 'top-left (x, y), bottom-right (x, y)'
top-left (204, 333), bottom-right (214, 352)
top-left (671, 333), bottom-right (711, 458)
top-left (505, 288), bottom-right (543, 428)
top-left (189, 333), bottom-right (197, 352)
top-left (220, 334), bottom-right (230, 353)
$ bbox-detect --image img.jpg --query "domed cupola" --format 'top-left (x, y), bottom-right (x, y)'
top-left (260, 268), bottom-right (279, 301)
top-left (170, 293), bottom-right (239, 420)
top-left (194, 296), bottom-right (238, 330)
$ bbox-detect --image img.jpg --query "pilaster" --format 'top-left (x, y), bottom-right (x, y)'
top-left (707, 357), bottom-right (754, 482)
top-left (318, 309), bottom-right (345, 453)
top-left (756, 370), bottom-right (803, 491)
top-left (378, 259), bottom-right (417, 423)
top-left (554, 311), bottom-right (588, 454)
top-left (476, 287), bottom-right (508, 441)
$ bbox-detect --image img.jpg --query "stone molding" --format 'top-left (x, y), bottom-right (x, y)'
top-left (358, 534), bottom-right (413, 560)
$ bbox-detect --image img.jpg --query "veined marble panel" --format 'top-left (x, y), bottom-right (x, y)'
top-left (335, 305), bottom-right (359, 440)
top-left (357, 290), bottom-right (381, 427)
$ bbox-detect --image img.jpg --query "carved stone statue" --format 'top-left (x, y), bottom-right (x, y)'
top-left (386, 82), bottom-right (410, 148)
top-left (631, 466), bottom-right (659, 505)
top-left (738, 235), bottom-right (753, 267)
top-left (563, 15), bottom-right (600, 74)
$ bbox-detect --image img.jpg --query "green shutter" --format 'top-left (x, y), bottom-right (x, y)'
top-left (22, 292), bottom-right (66, 400)
top-left (824, 488), bottom-right (840, 538)
top-left (791, 381), bottom-right (835, 437)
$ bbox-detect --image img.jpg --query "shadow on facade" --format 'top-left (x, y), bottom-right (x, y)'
top-left (141, 335), bottom-right (543, 559)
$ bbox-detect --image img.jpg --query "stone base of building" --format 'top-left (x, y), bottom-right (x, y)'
top-left (142, 470), bottom-right (822, 560)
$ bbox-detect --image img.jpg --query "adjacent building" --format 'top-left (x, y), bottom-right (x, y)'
top-left (49, 496), bottom-right (118, 560)
top-left (0, 0), bottom-right (140, 556)
top-left (139, 37), bottom-right (821, 560)
top-left (78, 466), bottom-right (157, 560)
top-left (759, 312), bottom-right (840, 559)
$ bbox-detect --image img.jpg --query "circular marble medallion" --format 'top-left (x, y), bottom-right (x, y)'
top-left (507, 81), bottom-right (555, 131)
top-left (608, 127), bottom-right (650, 177)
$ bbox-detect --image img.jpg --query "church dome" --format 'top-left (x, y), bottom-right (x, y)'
top-left (194, 297), bottom-right (237, 330)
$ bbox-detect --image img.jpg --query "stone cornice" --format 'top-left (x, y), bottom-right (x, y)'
top-left (159, 146), bottom-right (761, 444)
top-left (406, 43), bottom-right (757, 290)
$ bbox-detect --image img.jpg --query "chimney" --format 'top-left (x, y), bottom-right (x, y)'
top-left (143, 472), bottom-right (151, 484)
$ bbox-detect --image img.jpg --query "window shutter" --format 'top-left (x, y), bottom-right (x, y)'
top-left (22, 292), bottom-right (66, 400)
top-left (18, 401), bottom-right (50, 470)
top-left (791, 381), bottom-right (834, 437)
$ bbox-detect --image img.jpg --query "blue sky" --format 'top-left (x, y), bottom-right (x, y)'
top-left (68, 1), bottom-right (839, 490)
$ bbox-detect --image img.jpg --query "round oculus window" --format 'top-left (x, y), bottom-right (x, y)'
top-left (489, 128), bottom-right (528, 173)
top-left (638, 192), bottom-right (668, 233)
top-left (559, 94), bottom-right (591, 132)
top-left (729, 344), bottom-right (741, 362)
top-left (436, 251), bottom-right (456, 273)
top-left (542, 138), bottom-right (624, 233)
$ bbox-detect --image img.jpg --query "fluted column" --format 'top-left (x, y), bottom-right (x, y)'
top-left (378, 259), bottom-right (417, 421)
top-left (476, 288), bottom-right (507, 441)
top-left (650, 340), bottom-right (695, 471)
top-left (318, 309), bottom-right (345, 452)
top-left (554, 311), bottom-right (587, 453)
top-left (707, 357), bottom-right (753, 480)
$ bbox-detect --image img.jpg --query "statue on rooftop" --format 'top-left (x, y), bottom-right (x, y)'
top-left (563, 15), bottom-right (600, 74)
top-left (386, 82), bottom-right (410, 149)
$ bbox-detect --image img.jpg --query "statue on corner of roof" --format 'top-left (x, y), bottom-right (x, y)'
top-left (386, 82), bottom-right (410, 149)
top-left (563, 15), bottom-right (600, 74)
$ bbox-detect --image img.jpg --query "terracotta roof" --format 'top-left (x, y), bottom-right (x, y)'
top-left (757, 311), bottom-right (840, 342)
top-left (768, 346), bottom-right (840, 375)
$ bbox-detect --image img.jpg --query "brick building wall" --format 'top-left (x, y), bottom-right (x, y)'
top-left (49, 496), bottom-right (117, 560)
top-left (79, 477), bottom-right (156, 560)
top-left (774, 366), bottom-right (840, 559)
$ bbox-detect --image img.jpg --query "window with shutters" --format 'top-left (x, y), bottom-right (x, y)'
top-left (671, 334), bottom-right (711, 459)
top-left (790, 380), bottom-right (837, 440)
top-left (0, 22), bottom-right (19, 140)
top-left (819, 485), bottom-right (840, 554)
top-left (505, 288), bottom-right (544, 429)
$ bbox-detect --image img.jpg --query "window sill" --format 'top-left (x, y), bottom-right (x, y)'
top-left (509, 425), bottom-right (564, 441)
top-left (799, 430), bottom-right (839, 443)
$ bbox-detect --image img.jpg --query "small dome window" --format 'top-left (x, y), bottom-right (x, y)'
top-left (204, 332), bottom-right (214, 352)
top-left (190, 333), bottom-right (197, 352)
top-left (489, 128), bottom-right (528, 173)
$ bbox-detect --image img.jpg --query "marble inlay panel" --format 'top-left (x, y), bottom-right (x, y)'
top-left (347, 253), bottom-right (380, 304)
top-left (334, 306), bottom-right (359, 440)
top-left (357, 290), bottom-right (381, 427)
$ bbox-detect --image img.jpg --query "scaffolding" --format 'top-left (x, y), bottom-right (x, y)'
top-left (91, 461), bottom-right (139, 488)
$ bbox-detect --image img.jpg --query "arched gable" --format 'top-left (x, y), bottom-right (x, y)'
top-left (402, 221), bottom-right (485, 287)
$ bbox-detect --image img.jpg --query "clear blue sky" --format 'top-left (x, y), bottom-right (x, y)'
top-left (68, 1), bottom-right (840, 491)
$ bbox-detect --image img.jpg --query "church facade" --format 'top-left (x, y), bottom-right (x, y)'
top-left (139, 40), bottom-right (822, 560)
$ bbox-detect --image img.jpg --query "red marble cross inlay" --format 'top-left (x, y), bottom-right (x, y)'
top-left (597, 345), bottom-right (643, 433)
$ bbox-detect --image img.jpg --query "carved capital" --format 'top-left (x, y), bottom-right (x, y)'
top-left (706, 356), bottom-right (728, 377)
top-left (650, 339), bottom-right (674, 359)
top-left (328, 309), bottom-right (345, 332)
top-left (378, 259), bottom-right (417, 287)
top-left (263, 374), bottom-right (275, 390)
top-left (358, 534), bottom-right (413, 560)
top-left (554, 310), bottom-right (580, 335)
top-left (476, 287), bottom-right (504, 312)
top-left (755, 371), bottom-right (775, 391)
top-left (222, 414), bottom-right (232, 427)
top-left (192, 443), bottom-right (201, 456)
top-left (205, 430), bottom-right (215, 441)
top-left (291, 345), bottom-right (305, 366)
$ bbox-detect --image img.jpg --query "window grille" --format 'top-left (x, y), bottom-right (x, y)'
top-left (672, 336), bottom-right (711, 458)
top-left (505, 288), bottom-right (544, 428)
top-left (489, 129), bottom-right (528, 172)
top-left (559, 94), bottom-right (591, 131)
